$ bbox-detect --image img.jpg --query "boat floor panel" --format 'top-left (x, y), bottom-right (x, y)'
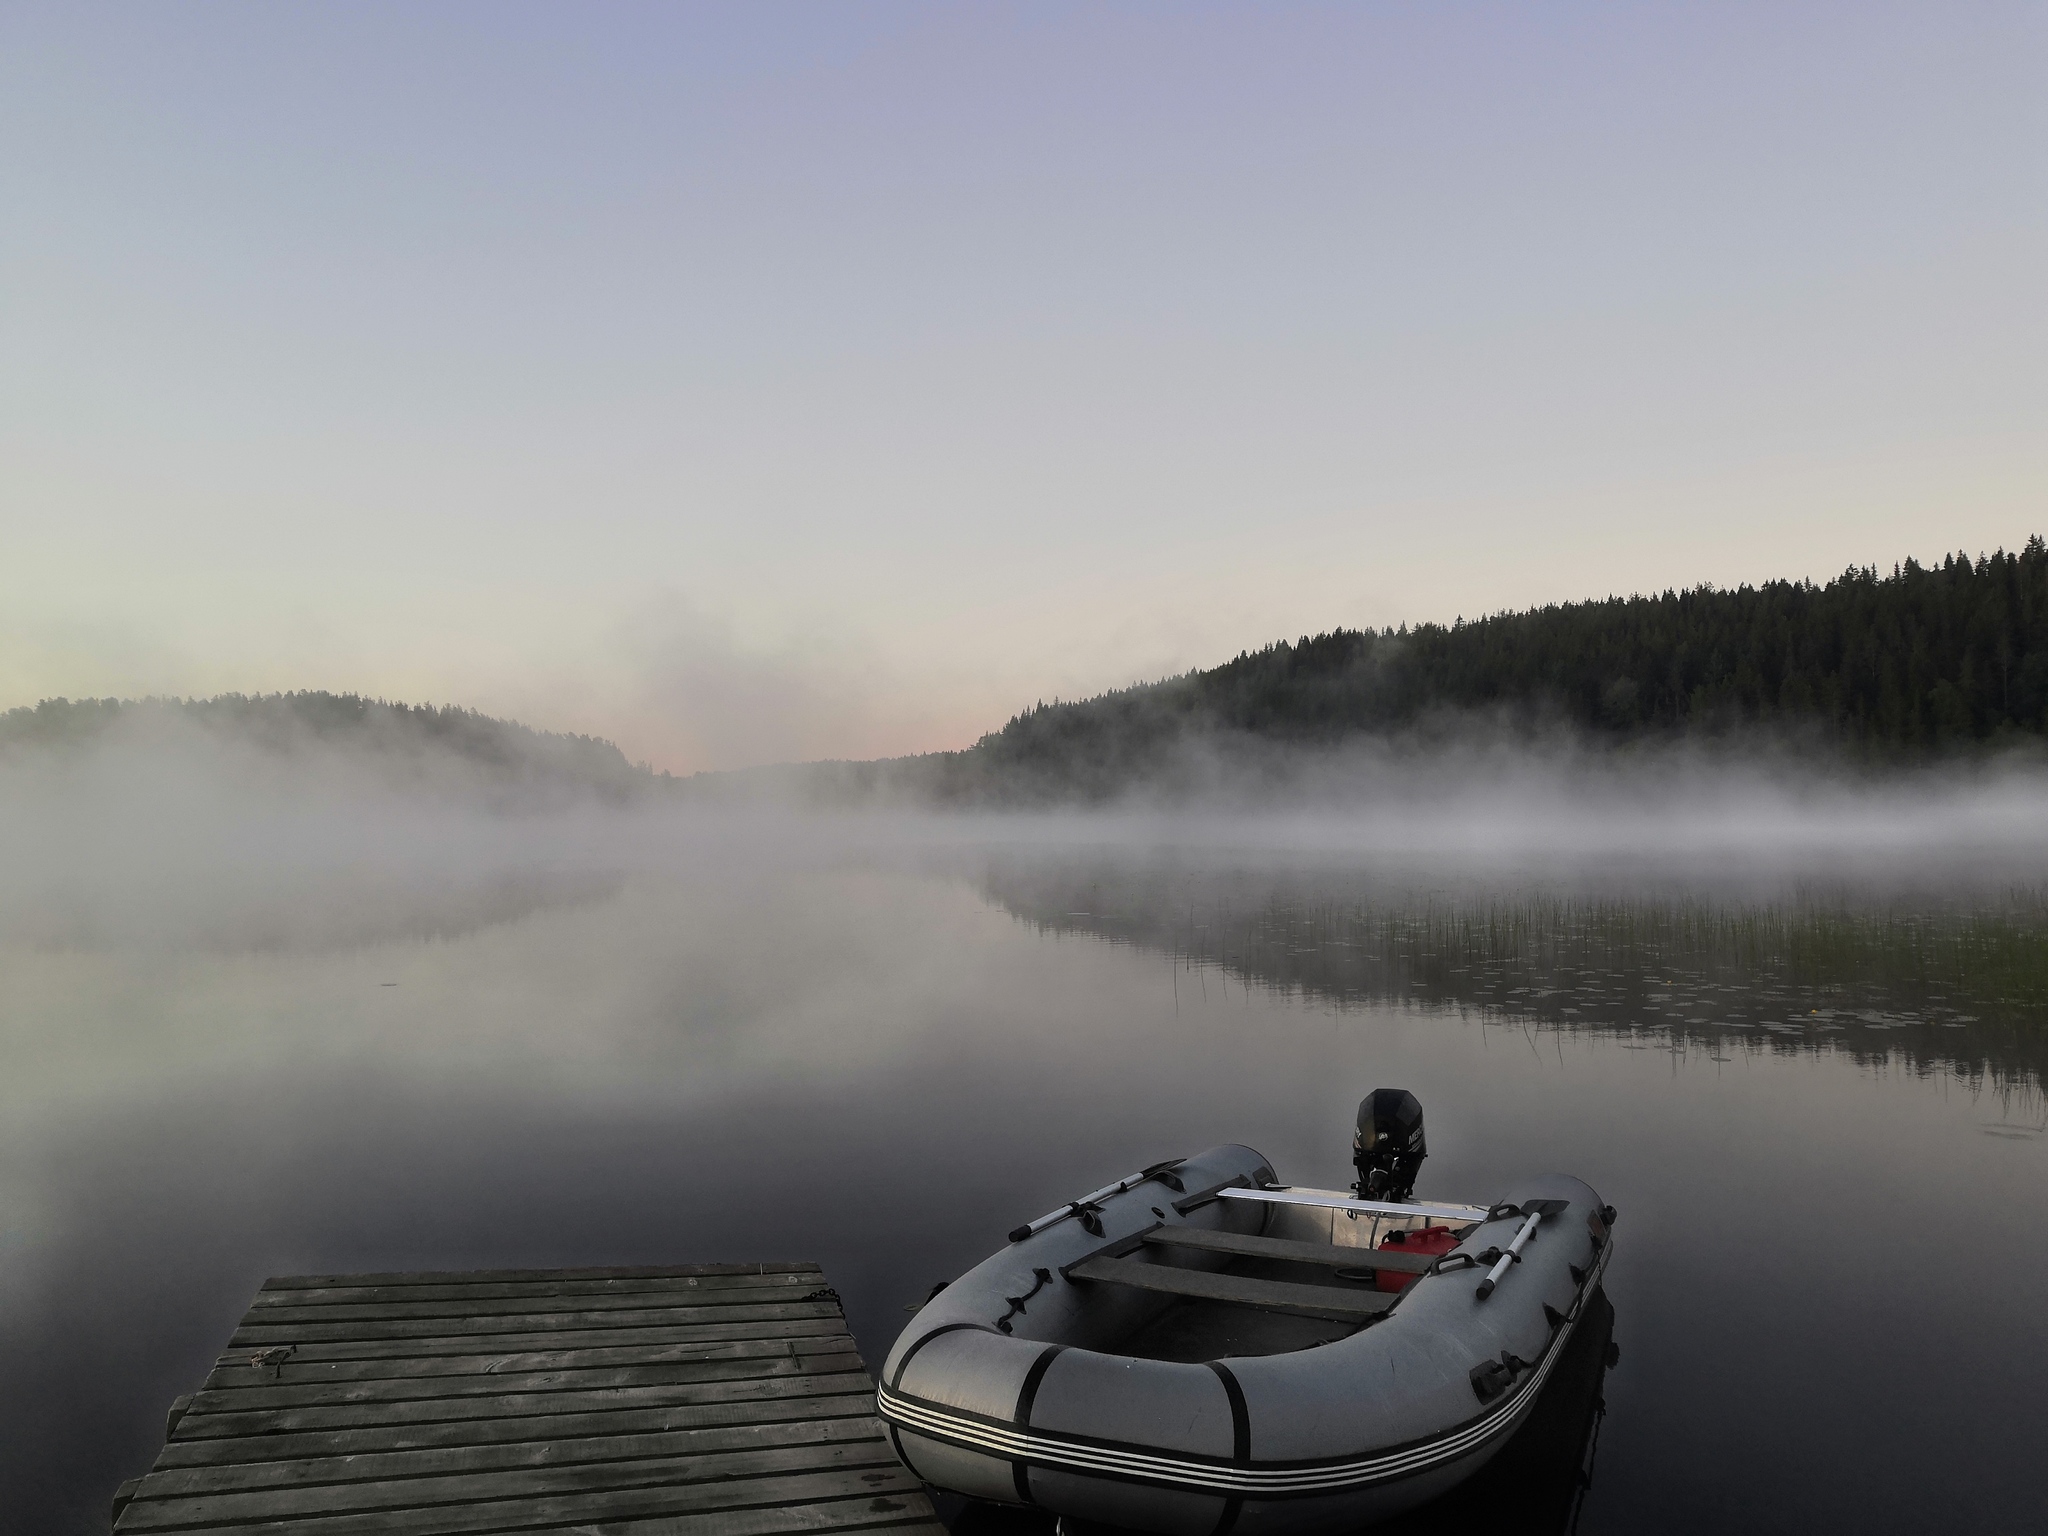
top-left (1143, 1226), bottom-right (1435, 1273)
top-left (1119, 1297), bottom-right (1361, 1364)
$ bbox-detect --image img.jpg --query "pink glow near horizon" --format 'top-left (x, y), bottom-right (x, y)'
top-left (4, 3), bottom-right (2043, 771)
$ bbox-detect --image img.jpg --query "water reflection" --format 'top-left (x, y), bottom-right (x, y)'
top-left (1365, 1286), bottom-right (1617, 1534)
top-left (978, 855), bottom-right (2048, 1095)
top-left (4, 843), bottom-right (2044, 1536)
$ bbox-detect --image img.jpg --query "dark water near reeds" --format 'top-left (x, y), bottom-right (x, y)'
top-left (3, 829), bottom-right (2044, 1534)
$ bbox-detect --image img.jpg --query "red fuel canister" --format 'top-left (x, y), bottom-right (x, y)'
top-left (1373, 1225), bottom-right (1461, 1292)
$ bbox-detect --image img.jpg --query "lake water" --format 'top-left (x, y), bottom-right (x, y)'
top-left (4, 814), bottom-right (2045, 1535)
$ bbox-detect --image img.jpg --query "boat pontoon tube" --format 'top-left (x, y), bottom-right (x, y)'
top-left (878, 1144), bottom-right (1614, 1536)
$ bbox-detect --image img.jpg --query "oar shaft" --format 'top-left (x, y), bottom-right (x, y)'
top-left (1476, 1211), bottom-right (1544, 1299)
top-left (1009, 1162), bottom-right (1184, 1242)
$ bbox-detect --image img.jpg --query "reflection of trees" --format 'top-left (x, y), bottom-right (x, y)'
top-left (979, 860), bottom-right (2048, 1096)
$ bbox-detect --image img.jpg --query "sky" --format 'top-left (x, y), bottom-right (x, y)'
top-left (3, 3), bottom-right (2044, 773)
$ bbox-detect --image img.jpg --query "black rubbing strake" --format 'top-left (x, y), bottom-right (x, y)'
top-left (1011, 1344), bottom-right (1068, 1502)
top-left (1204, 1360), bottom-right (1251, 1536)
top-left (887, 1420), bottom-right (915, 1480)
top-left (1205, 1359), bottom-right (1252, 1460)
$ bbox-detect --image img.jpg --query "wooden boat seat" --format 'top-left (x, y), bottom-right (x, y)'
top-left (1142, 1226), bottom-right (1438, 1274)
top-left (1063, 1254), bottom-right (1398, 1322)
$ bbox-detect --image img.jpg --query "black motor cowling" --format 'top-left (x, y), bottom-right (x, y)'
top-left (1354, 1088), bottom-right (1426, 1202)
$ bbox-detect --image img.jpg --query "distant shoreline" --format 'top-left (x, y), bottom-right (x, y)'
top-left (12, 538), bottom-right (2044, 806)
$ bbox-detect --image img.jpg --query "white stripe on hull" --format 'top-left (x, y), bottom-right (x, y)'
top-left (879, 1243), bottom-right (1608, 1499)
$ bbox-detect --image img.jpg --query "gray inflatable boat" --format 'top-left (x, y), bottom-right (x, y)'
top-left (878, 1094), bottom-right (1615, 1535)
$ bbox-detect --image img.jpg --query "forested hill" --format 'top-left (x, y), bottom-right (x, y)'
top-left (928, 540), bottom-right (2048, 799)
top-left (0, 692), bottom-right (664, 801)
top-left (13, 543), bottom-right (2045, 808)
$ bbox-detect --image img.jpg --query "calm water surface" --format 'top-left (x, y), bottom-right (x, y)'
top-left (4, 830), bottom-right (2044, 1534)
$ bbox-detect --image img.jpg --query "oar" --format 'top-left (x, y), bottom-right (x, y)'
top-left (1475, 1198), bottom-right (1572, 1299)
top-left (1008, 1159), bottom-right (1187, 1243)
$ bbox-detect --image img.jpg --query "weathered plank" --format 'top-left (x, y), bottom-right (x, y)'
top-left (550, 1498), bottom-right (944, 1536)
top-left (232, 1302), bottom-right (842, 1346)
top-left (114, 1264), bottom-right (929, 1536)
top-left (204, 1334), bottom-right (859, 1390)
top-left (260, 1263), bottom-right (821, 1290)
top-left (169, 1370), bottom-right (879, 1440)
top-left (224, 1316), bottom-right (850, 1365)
top-left (559, 1496), bottom-right (943, 1536)
top-left (188, 1350), bottom-right (865, 1415)
top-left (249, 1272), bottom-right (827, 1308)
top-left (244, 1288), bottom-right (838, 1325)
top-left (132, 1425), bottom-right (892, 1507)
top-left (124, 1464), bottom-right (926, 1536)
top-left (154, 1392), bottom-right (883, 1469)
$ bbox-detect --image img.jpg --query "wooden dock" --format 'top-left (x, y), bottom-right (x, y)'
top-left (110, 1261), bottom-right (945, 1536)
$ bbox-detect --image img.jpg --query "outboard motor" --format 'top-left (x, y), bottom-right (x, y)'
top-left (1354, 1089), bottom-right (1426, 1202)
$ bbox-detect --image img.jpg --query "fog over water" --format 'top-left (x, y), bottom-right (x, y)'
top-left (3, 724), bottom-right (2045, 1533)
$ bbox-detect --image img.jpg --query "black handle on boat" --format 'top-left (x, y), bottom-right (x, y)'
top-left (1008, 1159), bottom-right (1188, 1243)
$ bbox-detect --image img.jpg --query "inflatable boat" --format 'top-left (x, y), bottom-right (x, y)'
top-left (878, 1092), bottom-right (1616, 1535)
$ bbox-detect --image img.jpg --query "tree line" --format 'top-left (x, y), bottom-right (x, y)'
top-left (11, 542), bottom-right (2044, 804)
top-left (0, 691), bottom-right (663, 798)
top-left (947, 539), bottom-right (2048, 793)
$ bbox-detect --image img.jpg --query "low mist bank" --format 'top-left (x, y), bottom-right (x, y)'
top-left (21, 678), bottom-right (2048, 819)
top-left (9, 704), bottom-right (2048, 956)
top-left (770, 718), bottom-right (2048, 822)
